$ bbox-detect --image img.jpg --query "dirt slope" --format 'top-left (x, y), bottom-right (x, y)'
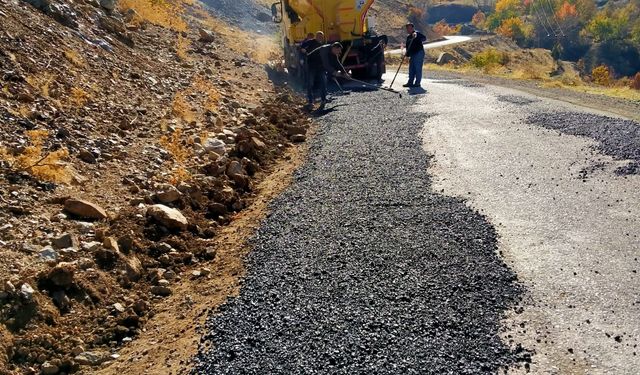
top-left (0, 0), bottom-right (309, 373)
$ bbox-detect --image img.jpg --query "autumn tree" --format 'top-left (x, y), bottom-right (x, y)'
top-left (556, 1), bottom-right (577, 20)
top-left (472, 10), bottom-right (486, 29)
top-left (497, 17), bottom-right (529, 43)
top-left (585, 13), bottom-right (627, 42)
top-left (486, 0), bottom-right (524, 30)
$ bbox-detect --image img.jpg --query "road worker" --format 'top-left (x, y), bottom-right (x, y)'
top-left (404, 23), bottom-right (427, 88)
top-left (306, 42), bottom-right (350, 110)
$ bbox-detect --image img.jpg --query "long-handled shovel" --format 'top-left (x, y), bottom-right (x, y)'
top-left (332, 77), bottom-right (349, 96)
top-left (389, 55), bottom-right (406, 88)
top-left (389, 35), bottom-right (417, 88)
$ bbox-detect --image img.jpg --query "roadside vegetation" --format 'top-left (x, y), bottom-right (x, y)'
top-left (396, 0), bottom-right (640, 99)
top-left (476, 0), bottom-right (640, 89)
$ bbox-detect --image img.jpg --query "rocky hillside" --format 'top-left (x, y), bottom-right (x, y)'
top-left (372, 0), bottom-right (446, 45)
top-left (0, 0), bottom-right (310, 373)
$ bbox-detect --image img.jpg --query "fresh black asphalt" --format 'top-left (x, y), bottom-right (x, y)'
top-left (194, 92), bottom-right (529, 374)
top-left (527, 111), bottom-right (640, 175)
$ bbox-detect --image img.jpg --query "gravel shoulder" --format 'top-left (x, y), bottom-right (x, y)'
top-left (194, 91), bottom-right (529, 373)
top-left (425, 70), bottom-right (640, 123)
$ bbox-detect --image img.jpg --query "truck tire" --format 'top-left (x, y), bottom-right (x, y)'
top-left (368, 54), bottom-right (385, 81)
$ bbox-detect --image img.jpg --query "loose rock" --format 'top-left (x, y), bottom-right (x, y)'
top-left (146, 204), bottom-right (189, 231)
top-left (64, 199), bottom-right (108, 220)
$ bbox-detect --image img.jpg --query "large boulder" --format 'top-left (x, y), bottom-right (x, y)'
top-left (146, 204), bottom-right (188, 230)
top-left (155, 184), bottom-right (182, 203)
top-left (64, 199), bottom-right (108, 220)
top-left (22, 0), bottom-right (51, 11)
top-left (100, 0), bottom-right (117, 11)
top-left (198, 28), bottom-right (215, 43)
top-left (436, 52), bottom-right (457, 65)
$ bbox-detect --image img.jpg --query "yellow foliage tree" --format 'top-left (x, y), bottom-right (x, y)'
top-left (495, 0), bottom-right (521, 14)
top-left (472, 11), bottom-right (487, 28)
top-left (497, 17), bottom-right (525, 39)
top-left (592, 65), bottom-right (611, 86)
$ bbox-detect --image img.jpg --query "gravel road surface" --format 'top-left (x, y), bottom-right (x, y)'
top-left (194, 91), bottom-right (528, 373)
top-left (194, 73), bottom-right (639, 374)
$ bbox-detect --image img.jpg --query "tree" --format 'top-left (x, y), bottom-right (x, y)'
top-left (496, 16), bottom-right (533, 45)
top-left (585, 13), bottom-right (627, 42)
top-left (556, 1), bottom-right (577, 21)
top-left (472, 10), bottom-right (487, 28)
top-left (495, 0), bottom-right (521, 14)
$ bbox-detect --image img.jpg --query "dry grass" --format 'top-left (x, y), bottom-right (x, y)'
top-left (64, 49), bottom-right (85, 68)
top-left (118, 0), bottom-right (190, 32)
top-left (544, 82), bottom-right (640, 102)
top-left (0, 130), bottom-right (71, 183)
top-left (631, 73), bottom-right (640, 90)
top-left (192, 76), bottom-right (221, 112)
top-left (25, 72), bottom-right (56, 98)
top-left (424, 61), bottom-right (640, 102)
top-left (512, 63), bottom-right (549, 80)
top-left (158, 128), bottom-right (193, 185)
top-left (68, 87), bottom-right (92, 107)
top-left (171, 91), bottom-right (196, 123)
top-left (176, 35), bottom-right (191, 61)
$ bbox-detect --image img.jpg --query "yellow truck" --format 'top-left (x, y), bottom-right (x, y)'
top-left (270, 0), bottom-right (387, 79)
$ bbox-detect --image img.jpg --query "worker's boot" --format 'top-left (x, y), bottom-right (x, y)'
top-left (402, 82), bottom-right (413, 87)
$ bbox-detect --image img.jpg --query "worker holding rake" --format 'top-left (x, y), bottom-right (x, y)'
top-left (306, 42), bottom-right (350, 110)
top-left (404, 23), bottom-right (427, 88)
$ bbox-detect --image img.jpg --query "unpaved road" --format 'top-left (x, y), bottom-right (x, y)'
top-left (194, 74), bottom-right (639, 374)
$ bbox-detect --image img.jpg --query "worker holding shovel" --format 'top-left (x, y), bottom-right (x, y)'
top-left (404, 23), bottom-right (427, 88)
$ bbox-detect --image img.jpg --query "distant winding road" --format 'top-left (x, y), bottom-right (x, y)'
top-left (385, 35), bottom-right (474, 56)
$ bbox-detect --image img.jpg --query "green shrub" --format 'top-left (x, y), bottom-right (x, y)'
top-left (470, 49), bottom-right (509, 69)
top-left (591, 64), bottom-right (611, 86)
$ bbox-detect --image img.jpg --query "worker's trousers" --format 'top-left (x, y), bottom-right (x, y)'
top-left (408, 49), bottom-right (425, 86)
top-left (307, 68), bottom-right (327, 104)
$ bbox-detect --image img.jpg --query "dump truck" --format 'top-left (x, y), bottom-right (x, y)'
top-left (271, 0), bottom-right (387, 80)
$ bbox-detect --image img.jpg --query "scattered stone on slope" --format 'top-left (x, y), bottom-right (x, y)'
top-left (146, 204), bottom-right (188, 230)
top-left (52, 233), bottom-right (78, 250)
top-left (198, 28), bottom-right (216, 43)
top-left (63, 199), bottom-right (108, 220)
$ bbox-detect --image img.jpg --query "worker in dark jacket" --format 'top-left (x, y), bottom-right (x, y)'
top-left (299, 31), bottom-right (325, 87)
top-left (306, 42), bottom-right (350, 110)
top-left (300, 31), bottom-right (324, 55)
top-left (404, 23), bottom-right (427, 88)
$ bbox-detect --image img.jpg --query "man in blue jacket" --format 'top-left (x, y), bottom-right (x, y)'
top-left (404, 23), bottom-right (427, 88)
